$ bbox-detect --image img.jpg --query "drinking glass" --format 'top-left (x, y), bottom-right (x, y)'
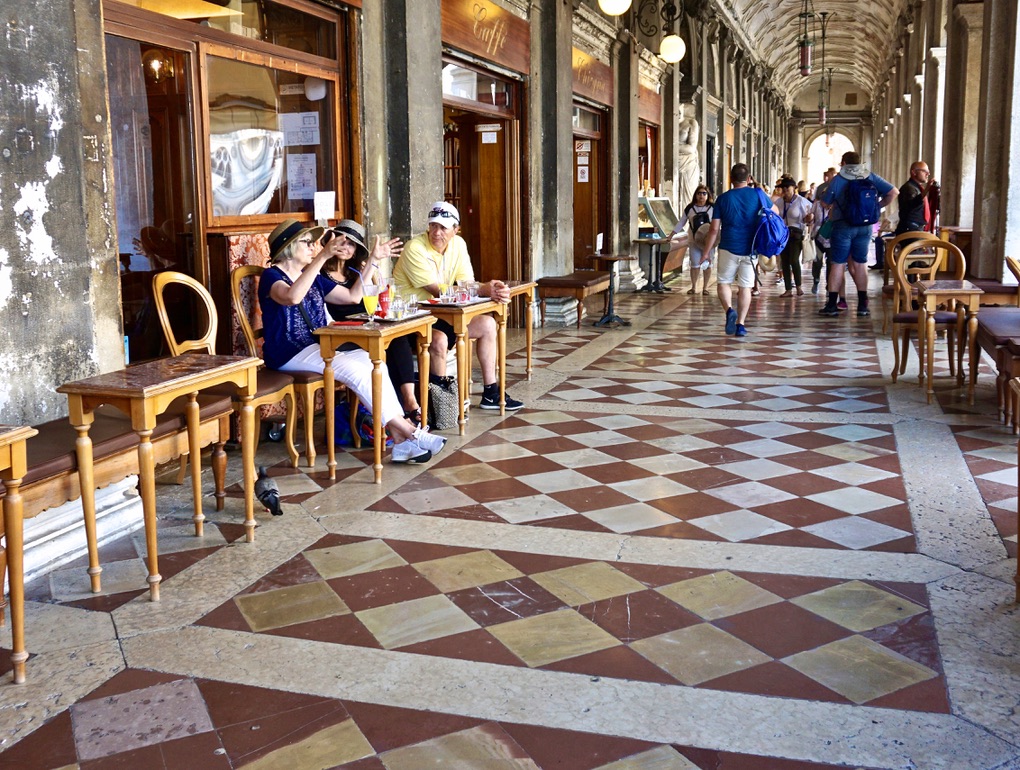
top-left (362, 285), bottom-right (381, 329)
top-left (406, 294), bottom-right (419, 315)
top-left (438, 282), bottom-right (449, 301)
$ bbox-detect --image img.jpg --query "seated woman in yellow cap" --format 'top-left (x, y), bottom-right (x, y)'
top-left (258, 218), bottom-right (445, 463)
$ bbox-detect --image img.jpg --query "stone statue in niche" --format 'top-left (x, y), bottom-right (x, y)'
top-left (677, 105), bottom-right (701, 207)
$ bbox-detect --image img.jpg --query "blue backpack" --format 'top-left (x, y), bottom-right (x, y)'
top-left (843, 177), bottom-right (882, 226)
top-left (752, 188), bottom-right (789, 257)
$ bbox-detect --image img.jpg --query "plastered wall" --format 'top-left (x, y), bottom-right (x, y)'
top-left (0, 0), bottom-right (122, 425)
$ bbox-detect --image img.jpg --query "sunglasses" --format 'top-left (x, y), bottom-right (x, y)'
top-left (298, 238), bottom-right (315, 246)
top-left (429, 208), bottom-right (457, 220)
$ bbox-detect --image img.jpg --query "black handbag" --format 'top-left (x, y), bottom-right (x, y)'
top-left (427, 376), bottom-right (458, 431)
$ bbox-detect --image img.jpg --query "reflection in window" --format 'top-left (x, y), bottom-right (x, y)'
top-left (207, 57), bottom-right (335, 218)
top-left (123, 0), bottom-right (336, 58)
top-left (572, 106), bottom-right (600, 133)
top-left (442, 63), bottom-right (512, 109)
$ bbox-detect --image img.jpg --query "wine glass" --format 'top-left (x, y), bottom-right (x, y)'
top-left (362, 285), bottom-right (381, 329)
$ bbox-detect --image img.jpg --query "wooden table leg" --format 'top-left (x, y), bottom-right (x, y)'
top-left (322, 351), bottom-right (337, 480)
top-left (524, 294), bottom-right (534, 381)
top-left (71, 419), bottom-right (102, 594)
top-left (926, 306), bottom-right (936, 404)
top-left (497, 309), bottom-right (507, 415)
top-left (136, 429), bottom-right (161, 602)
top-left (185, 393), bottom-right (204, 537)
top-left (371, 357), bottom-right (383, 484)
top-left (916, 306), bottom-right (926, 388)
top-left (956, 306), bottom-right (966, 386)
top-left (456, 332), bottom-right (468, 435)
top-left (3, 476), bottom-right (27, 683)
top-left (417, 334), bottom-right (430, 431)
top-left (967, 305), bottom-right (980, 404)
top-left (239, 394), bottom-right (256, 542)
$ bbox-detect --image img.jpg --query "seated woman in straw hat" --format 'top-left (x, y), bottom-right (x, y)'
top-left (258, 218), bottom-right (445, 463)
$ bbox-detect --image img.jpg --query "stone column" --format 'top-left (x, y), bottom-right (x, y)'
top-left (923, 47), bottom-right (948, 181)
top-left (972, 0), bottom-right (1020, 278)
top-left (940, 2), bottom-right (984, 228)
top-left (862, 123), bottom-right (874, 168)
top-left (788, 119), bottom-right (804, 181)
top-left (362, 0), bottom-right (444, 237)
top-left (609, 30), bottom-right (644, 289)
top-left (526, 0), bottom-right (574, 278)
top-left (909, 74), bottom-right (924, 164)
top-left (0, 0), bottom-right (122, 424)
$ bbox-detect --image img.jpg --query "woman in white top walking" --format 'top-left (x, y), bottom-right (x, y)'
top-left (670, 185), bottom-right (715, 295)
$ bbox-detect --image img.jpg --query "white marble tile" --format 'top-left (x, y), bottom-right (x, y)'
top-left (805, 487), bottom-right (901, 515)
top-left (391, 486), bottom-right (478, 514)
top-left (976, 468), bottom-right (1018, 487)
top-left (718, 459), bottom-right (796, 481)
top-left (609, 476), bottom-right (694, 501)
top-left (544, 447), bottom-right (621, 468)
top-left (757, 385), bottom-right (812, 397)
top-left (584, 503), bottom-right (680, 533)
top-left (483, 495), bottom-right (576, 524)
top-left (462, 443), bottom-right (536, 462)
top-left (131, 522), bottom-right (228, 556)
top-left (631, 454), bottom-right (707, 475)
top-left (705, 481), bottom-right (796, 508)
top-left (648, 435), bottom-right (716, 454)
top-left (587, 414), bottom-right (653, 429)
top-left (518, 469), bottom-right (602, 494)
top-left (488, 425), bottom-right (560, 442)
top-left (50, 558), bottom-right (149, 601)
top-left (811, 463), bottom-right (898, 486)
top-left (728, 438), bottom-right (803, 457)
top-left (568, 429), bottom-right (638, 448)
top-left (803, 517), bottom-right (909, 549)
top-left (751, 397), bottom-right (807, 412)
top-left (618, 392), bottom-right (673, 405)
top-left (689, 509), bottom-right (793, 542)
top-left (739, 422), bottom-right (807, 439)
top-left (679, 395), bottom-right (740, 408)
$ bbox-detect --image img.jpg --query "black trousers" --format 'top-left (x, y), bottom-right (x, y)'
top-left (781, 229), bottom-right (804, 290)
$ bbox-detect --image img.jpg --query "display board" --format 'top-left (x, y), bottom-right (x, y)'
top-left (638, 197), bottom-right (680, 238)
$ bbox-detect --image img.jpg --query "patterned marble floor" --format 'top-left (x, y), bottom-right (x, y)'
top-left (2, 270), bottom-right (1019, 770)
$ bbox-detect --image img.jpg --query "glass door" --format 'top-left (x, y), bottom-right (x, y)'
top-left (107, 35), bottom-right (200, 362)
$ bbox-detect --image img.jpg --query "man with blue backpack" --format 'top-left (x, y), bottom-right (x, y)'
top-left (819, 151), bottom-right (898, 317)
top-left (701, 163), bottom-right (785, 338)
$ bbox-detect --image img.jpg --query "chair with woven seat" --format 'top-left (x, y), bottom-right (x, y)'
top-left (890, 239), bottom-right (966, 385)
top-left (153, 270), bottom-right (300, 468)
top-left (881, 231), bottom-right (939, 334)
top-left (230, 265), bottom-right (359, 468)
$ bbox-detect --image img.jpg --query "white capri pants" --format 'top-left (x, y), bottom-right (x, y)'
top-left (278, 344), bottom-right (404, 426)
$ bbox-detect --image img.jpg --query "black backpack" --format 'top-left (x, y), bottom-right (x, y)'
top-left (686, 205), bottom-right (711, 234)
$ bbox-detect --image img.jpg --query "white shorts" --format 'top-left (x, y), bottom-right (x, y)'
top-left (716, 249), bottom-right (756, 289)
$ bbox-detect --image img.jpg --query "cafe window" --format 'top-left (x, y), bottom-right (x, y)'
top-left (441, 62), bottom-right (514, 115)
top-left (572, 105), bottom-right (601, 133)
top-left (206, 54), bottom-right (338, 222)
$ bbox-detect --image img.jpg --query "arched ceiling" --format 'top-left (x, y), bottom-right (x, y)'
top-left (716, 0), bottom-right (909, 110)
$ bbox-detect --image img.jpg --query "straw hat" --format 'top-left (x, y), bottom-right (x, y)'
top-left (268, 218), bottom-right (324, 263)
top-left (694, 222), bottom-right (712, 251)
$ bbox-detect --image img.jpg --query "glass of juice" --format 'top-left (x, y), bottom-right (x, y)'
top-left (362, 285), bottom-right (381, 328)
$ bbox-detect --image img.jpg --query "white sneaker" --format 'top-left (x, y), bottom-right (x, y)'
top-left (391, 439), bottom-right (431, 464)
top-left (413, 427), bottom-right (447, 457)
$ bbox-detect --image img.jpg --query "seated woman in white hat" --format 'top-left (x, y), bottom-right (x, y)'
top-left (258, 218), bottom-right (445, 463)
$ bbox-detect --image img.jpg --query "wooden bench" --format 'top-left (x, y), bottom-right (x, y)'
top-left (0, 393), bottom-right (232, 682)
top-left (536, 271), bottom-right (612, 328)
top-left (974, 307), bottom-right (1020, 423)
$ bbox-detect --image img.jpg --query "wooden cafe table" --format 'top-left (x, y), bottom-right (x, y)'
top-left (426, 297), bottom-right (509, 433)
top-left (315, 313), bottom-right (437, 483)
top-left (57, 354), bottom-right (260, 601)
top-left (916, 280), bottom-right (983, 404)
top-left (0, 424), bottom-right (38, 683)
top-left (506, 280), bottom-right (538, 380)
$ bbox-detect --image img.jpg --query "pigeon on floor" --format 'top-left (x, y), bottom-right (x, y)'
top-left (254, 466), bottom-right (283, 516)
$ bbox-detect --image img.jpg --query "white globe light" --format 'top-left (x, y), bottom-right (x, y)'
top-left (660, 34), bottom-right (687, 63)
top-left (598, 0), bottom-right (632, 16)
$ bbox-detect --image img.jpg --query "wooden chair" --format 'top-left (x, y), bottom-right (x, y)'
top-left (153, 270), bottom-right (300, 468)
top-left (230, 265), bottom-right (359, 467)
top-left (890, 239), bottom-right (966, 386)
top-left (881, 231), bottom-right (939, 334)
top-left (1006, 257), bottom-right (1020, 307)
